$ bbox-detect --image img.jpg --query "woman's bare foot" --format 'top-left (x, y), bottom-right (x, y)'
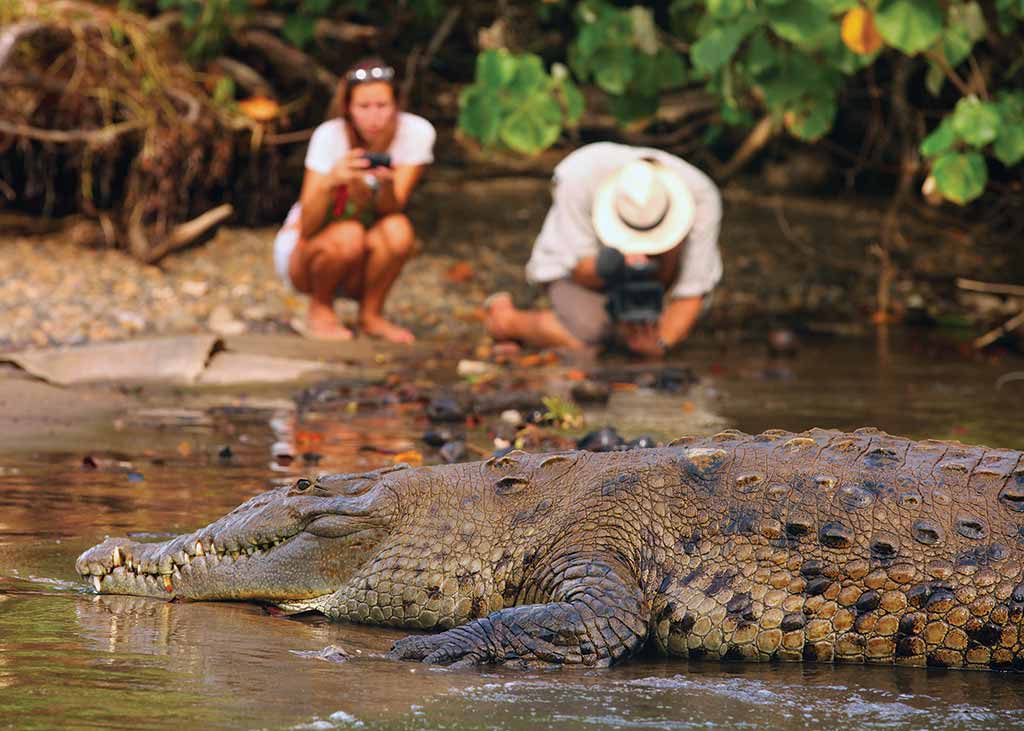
top-left (307, 303), bottom-right (353, 341)
top-left (360, 315), bottom-right (415, 344)
top-left (483, 292), bottom-right (517, 341)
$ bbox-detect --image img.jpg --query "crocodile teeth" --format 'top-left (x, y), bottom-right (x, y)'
top-left (194, 541), bottom-right (205, 557)
top-left (111, 546), bottom-right (123, 567)
top-left (92, 575), bottom-right (102, 592)
top-left (162, 575), bottom-right (174, 593)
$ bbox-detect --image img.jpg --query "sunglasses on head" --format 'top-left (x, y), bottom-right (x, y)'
top-left (345, 65), bottom-right (395, 83)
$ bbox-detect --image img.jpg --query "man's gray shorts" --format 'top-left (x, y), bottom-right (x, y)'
top-left (547, 279), bottom-right (713, 346)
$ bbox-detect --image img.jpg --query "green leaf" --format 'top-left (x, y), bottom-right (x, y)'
top-left (608, 92), bottom-right (660, 123)
top-left (745, 30), bottom-right (778, 77)
top-left (477, 50), bottom-right (514, 89)
top-left (593, 47), bottom-right (635, 94)
top-left (925, 61), bottom-right (945, 96)
top-left (932, 151), bottom-right (987, 204)
top-left (768, 0), bottom-right (832, 49)
top-left (920, 117), bottom-right (957, 157)
top-left (874, 0), bottom-right (944, 55)
top-left (500, 94), bottom-right (563, 154)
top-left (708, 0), bottom-right (745, 19)
top-left (994, 125), bottom-right (1024, 166)
top-left (994, 92), bottom-right (1024, 165)
top-left (939, 4), bottom-right (985, 68)
top-left (951, 97), bottom-right (1002, 147)
top-left (655, 48), bottom-right (687, 89)
top-left (951, 2), bottom-right (988, 41)
top-left (692, 18), bottom-right (759, 74)
top-left (508, 54), bottom-right (549, 97)
top-left (458, 88), bottom-right (502, 147)
top-left (557, 77), bottom-right (586, 125)
top-left (784, 94), bottom-right (837, 141)
top-left (282, 14), bottom-right (316, 48)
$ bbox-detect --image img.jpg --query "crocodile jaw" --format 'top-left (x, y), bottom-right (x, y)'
top-left (75, 530), bottom-right (349, 602)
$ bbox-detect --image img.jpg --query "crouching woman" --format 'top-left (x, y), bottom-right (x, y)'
top-left (273, 57), bottom-right (436, 342)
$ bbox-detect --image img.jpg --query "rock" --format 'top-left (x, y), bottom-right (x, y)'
top-left (577, 426), bottom-right (624, 452)
top-left (208, 304), bottom-right (246, 336)
top-left (439, 440), bottom-right (466, 463)
top-left (422, 425), bottom-right (462, 447)
top-left (456, 359), bottom-right (493, 377)
top-left (626, 435), bottom-right (658, 449)
top-left (499, 409), bottom-right (522, 426)
top-left (571, 379), bottom-right (611, 404)
top-left (426, 395), bottom-right (465, 423)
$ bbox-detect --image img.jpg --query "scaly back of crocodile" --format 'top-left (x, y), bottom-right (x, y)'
top-left (640, 427), bottom-right (1024, 670)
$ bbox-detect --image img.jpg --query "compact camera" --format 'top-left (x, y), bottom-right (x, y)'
top-left (363, 152), bottom-right (392, 168)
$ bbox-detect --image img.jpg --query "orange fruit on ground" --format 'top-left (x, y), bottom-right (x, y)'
top-left (841, 7), bottom-right (884, 55)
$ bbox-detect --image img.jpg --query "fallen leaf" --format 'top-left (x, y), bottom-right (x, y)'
top-left (681, 401), bottom-right (695, 412)
top-left (566, 369), bottom-right (587, 381)
top-left (611, 382), bottom-right (638, 392)
top-left (177, 441), bottom-right (192, 458)
top-left (295, 430), bottom-right (323, 447)
top-left (392, 450), bottom-right (423, 466)
top-left (238, 95), bottom-right (280, 122)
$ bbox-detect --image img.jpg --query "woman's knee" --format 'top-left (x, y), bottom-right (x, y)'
top-left (319, 221), bottom-right (367, 261)
top-left (376, 214), bottom-right (415, 257)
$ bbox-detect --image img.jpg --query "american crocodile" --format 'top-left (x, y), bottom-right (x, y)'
top-left (76, 428), bottom-right (1024, 670)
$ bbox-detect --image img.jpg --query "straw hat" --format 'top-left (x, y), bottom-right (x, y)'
top-left (592, 159), bottom-right (695, 255)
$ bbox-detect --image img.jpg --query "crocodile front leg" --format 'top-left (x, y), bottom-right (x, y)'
top-left (387, 557), bottom-right (649, 668)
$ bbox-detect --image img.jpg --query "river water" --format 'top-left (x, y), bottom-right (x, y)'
top-left (2, 334), bottom-right (1023, 730)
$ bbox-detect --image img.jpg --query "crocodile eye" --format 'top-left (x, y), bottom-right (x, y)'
top-left (294, 478), bottom-right (313, 492)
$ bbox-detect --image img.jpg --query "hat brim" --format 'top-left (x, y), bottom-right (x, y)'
top-left (592, 164), bottom-right (695, 255)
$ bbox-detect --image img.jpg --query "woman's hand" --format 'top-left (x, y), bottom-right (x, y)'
top-left (327, 148), bottom-right (371, 188)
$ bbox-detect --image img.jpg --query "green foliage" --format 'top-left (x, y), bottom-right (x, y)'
top-left (919, 93), bottom-right (1024, 203)
top-left (873, 0), bottom-right (943, 55)
top-left (458, 50), bottom-right (583, 155)
top-left (569, 0), bottom-right (687, 122)
top-left (157, 0), bottom-right (250, 60)
top-left (931, 152), bottom-right (987, 204)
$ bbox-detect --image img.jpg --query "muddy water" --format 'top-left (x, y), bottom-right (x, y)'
top-left (2, 336), bottom-right (1024, 730)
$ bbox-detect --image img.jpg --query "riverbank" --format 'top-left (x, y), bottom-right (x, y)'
top-left (1, 176), bottom-right (1018, 352)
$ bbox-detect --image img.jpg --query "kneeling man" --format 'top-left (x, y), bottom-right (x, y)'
top-left (486, 142), bottom-right (722, 357)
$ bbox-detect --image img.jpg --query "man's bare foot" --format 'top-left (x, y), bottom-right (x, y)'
top-left (483, 292), bottom-right (517, 341)
top-left (360, 315), bottom-right (415, 344)
top-left (306, 304), bottom-right (353, 341)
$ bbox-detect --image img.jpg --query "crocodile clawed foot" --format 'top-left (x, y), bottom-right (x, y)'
top-left (387, 628), bottom-right (489, 665)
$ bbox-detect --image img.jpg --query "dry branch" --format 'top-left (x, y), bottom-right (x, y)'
top-left (235, 29), bottom-right (338, 91)
top-left (975, 310), bottom-right (1024, 349)
top-left (143, 204), bottom-right (234, 264)
top-left (957, 278), bottom-right (1024, 297)
top-left (0, 118), bottom-right (144, 144)
top-left (716, 115), bottom-right (774, 180)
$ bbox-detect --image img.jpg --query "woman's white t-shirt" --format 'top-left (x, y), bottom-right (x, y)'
top-left (273, 112), bottom-right (436, 282)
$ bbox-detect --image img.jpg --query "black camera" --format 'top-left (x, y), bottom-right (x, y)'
top-left (596, 246), bottom-right (664, 324)
top-left (593, 244), bottom-right (663, 321)
top-left (363, 151), bottom-right (392, 168)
